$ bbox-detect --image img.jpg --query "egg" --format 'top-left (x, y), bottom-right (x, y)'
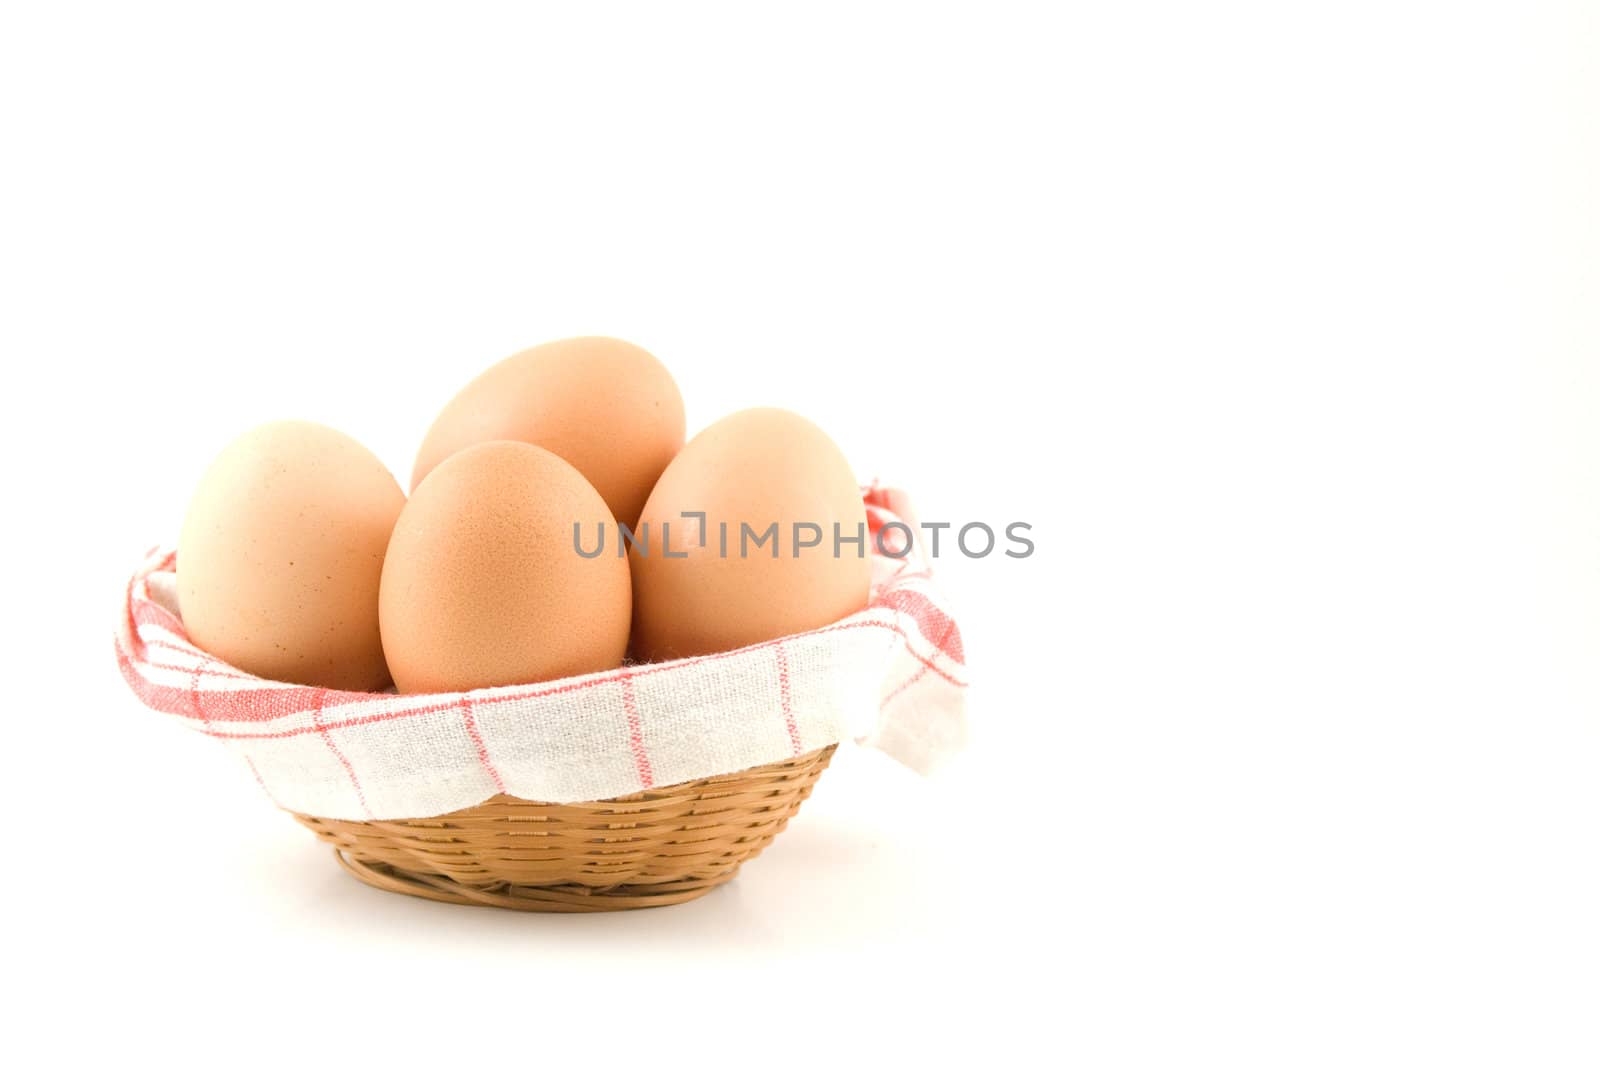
top-left (177, 421), bottom-right (405, 691)
top-left (380, 441), bottom-right (631, 693)
top-left (630, 408), bottom-right (871, 662)
top-left (411, 336), bottom-right (685, 528)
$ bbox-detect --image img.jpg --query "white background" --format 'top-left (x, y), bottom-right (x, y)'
top-left (2, 2), bottom-right (1596, 1067)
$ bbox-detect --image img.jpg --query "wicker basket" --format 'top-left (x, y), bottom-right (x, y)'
top-left (293, 745), bottom-right (835, 912)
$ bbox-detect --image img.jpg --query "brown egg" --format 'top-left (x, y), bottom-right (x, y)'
top-left (630, 408), bottom-right (871, 662)
top-left (380, 441), bottom-right (631, 693)
top-left (177, 421), bottom-right (405, 691)
top-left (411, 336), bottom-right (684, 528)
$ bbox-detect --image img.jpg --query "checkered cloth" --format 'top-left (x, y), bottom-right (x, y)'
top-left (114, 486), bottom-right (968, 820)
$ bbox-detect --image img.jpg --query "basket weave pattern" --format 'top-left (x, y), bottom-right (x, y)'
top-left (294, 745), bottom-right (835, 912)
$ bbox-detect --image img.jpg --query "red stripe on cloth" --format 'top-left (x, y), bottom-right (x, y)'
top-left (163, 616), bottom-right (968, 742)
top-left (879, 592), bottom-right (962, 711)
top-left (132, 598), bottom-right (187, 637)
top-left (865, 509), bottom-right (913, 558)
top-left (244, 756), bottom-right (283, 809)
top-left (872, 588), bottom-right (965, 665)
top-left (120, 566), bottom-right (143, 650)
top-left (115, 661), bottom-right (362, 722)
top-left (116, 640), bottom-right (267, 721)
top-left (196, 700), bottom-right (468, 740)
top-left (880, 663), bottom-right (928, 709)
top-left (775, 642), bottom-right (801, 757)
top-left (142, 640), bottom-right (255, 679)
top-left (188, 664), bottom-right (213, 737)
top-left (458, 696), bottom-right (506, 794)
top-left (147, 660), bottom-right (255, 683)
top-left (620, 673), bottom-right (654, 789)
top-left (892, 568), bottom-right (933, 584)
top-left (311, 687), bottom-right (372, 819)
top-left (143, 636), bottom-right (212, 658)
top-left (115, 639), bottom-right (164, 708)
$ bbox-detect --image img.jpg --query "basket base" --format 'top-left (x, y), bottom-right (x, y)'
top-left (332, 848), bottom-right (738, 912)
top-left (300, 746), bottom-right (836, 913)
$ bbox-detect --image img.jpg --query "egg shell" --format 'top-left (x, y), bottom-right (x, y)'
top-left (411, 336), bottom-right (684, 528)
top-left (177, 421), bottom-right (405, 691)
top-left (380, 440), bottom-right (632, 693)
top-left (630, 407), bottom-right (871, 662)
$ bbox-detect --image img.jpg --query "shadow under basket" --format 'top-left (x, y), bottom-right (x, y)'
top-left (293, 745), bottom-right (835, 912)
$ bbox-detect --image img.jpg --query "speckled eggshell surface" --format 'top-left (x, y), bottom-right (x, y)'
top-left (410, 336), bottom-right (684, 528)
top-left (629, 407), bottom-right (872, 662)
top-left (177, 421), bottom-right (405, 692)
top-left (380, 440), bottom-right (632, 694)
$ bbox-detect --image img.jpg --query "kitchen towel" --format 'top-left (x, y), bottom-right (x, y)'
top-left (114, 486), bottom-right (967, 820)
